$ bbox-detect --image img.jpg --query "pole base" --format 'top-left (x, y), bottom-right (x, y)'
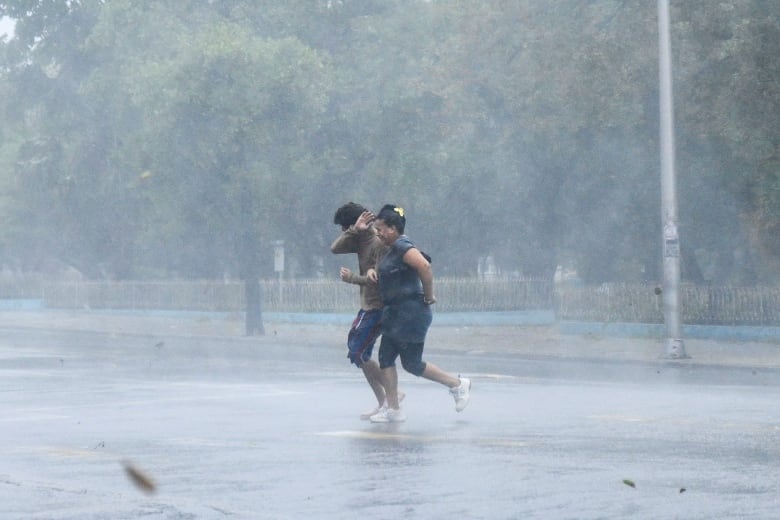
top-left (663, 338), bottom-right (690, 359)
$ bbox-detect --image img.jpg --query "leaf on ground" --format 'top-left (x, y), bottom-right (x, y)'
top-left (122, 460), bottom-right (157, 495)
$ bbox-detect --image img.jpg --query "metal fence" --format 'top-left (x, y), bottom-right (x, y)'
top-left (2, 278), bottom-right (779, 325)
top-left (2, 277), bottom-right (552, 314)
top-left (556, 284), bottom-right (664, 324)
top-left (556, 283), bottom-right (780, 326)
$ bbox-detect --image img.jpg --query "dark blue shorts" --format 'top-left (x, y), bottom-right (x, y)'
top-left (347, 309), bottom-right (382, 367)
top-left (377, 335), bottom-right (427, 377)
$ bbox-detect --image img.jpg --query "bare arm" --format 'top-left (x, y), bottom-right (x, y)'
top-left (403, 248), bottom-right (436, 304)
top-left (353, 210), bottom-right (375, 232)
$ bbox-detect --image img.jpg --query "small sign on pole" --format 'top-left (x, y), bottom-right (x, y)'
top-left (273, 240), bottom-right (284, 301)
top-left (273, 240), bottom-right (285, 274)
top-left (663, 222), bottom-right (680, 258)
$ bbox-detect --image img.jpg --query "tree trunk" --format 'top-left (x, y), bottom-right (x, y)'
top-left (245, 276), bottom-right (264, 336)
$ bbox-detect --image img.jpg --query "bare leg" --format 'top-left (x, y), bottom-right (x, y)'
top-left (361, 359), bottom-right (385, 406)
top-left (421, 362), bottom-right (460, 388)
top-left (381, 366), bottom-right (400, 409)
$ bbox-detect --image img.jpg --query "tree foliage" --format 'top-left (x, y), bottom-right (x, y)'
top-left (0, 0), bottom-right (777, 284)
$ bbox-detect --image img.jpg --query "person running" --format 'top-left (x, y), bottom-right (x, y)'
top-left (363, 204), bottom-right (471, 423)
top-left (331, 202), bottom-right (402, 419)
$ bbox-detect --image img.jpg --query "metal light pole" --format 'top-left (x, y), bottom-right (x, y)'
top-left (658, 0), bottom-right (688, 359)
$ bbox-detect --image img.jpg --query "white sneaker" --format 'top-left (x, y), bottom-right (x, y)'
top-left (360, 392), bottom-right (406, 420)
top-left (369, 406), bottom-right (407, 423)
top-left (450, 377), bottom-right (471, 412)
top-left (360, 405), bottom-right (383, 420)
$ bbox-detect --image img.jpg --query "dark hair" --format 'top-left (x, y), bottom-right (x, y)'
top-left (333, 202), bottom-right (366, 228)
top-left (376, 204), bottom-right (406, 234)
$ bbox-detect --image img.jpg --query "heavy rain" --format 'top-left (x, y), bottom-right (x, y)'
top-left (0, 2), bottom-right (778, 519)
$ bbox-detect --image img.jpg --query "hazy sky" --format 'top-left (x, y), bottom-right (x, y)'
top-left (0, 17), bottom-right (14, 39)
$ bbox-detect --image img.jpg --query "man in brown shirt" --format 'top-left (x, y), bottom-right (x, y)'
top-left (331, 202), bottom-right (401, 419)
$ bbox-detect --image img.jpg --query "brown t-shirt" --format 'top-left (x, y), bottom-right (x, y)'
top-left (330, 227), bottom-right (387, 310)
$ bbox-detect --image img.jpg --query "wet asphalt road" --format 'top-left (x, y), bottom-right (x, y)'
top-left (1, 328), bottom-right (779, 519)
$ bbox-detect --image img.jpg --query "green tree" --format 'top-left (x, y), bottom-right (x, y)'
top-left (132, 22), bottom-right (330, 278)
top-left (673, 0), bottom-right (780, 282)
top-left (0, 0), bottom-right (777, 285)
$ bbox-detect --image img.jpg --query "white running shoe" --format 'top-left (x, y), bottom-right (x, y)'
top-left (369, 406), bottom-right (407, 423)
top-left (360, 392), bottom-right (406, 420)
top-left (450, 377), bottom-right (471, 412)
top-left (360, 405), bottom-right (383, 420)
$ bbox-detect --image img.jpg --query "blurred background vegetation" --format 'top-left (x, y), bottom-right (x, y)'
top-left (0, 1), bottom-right (777, 286)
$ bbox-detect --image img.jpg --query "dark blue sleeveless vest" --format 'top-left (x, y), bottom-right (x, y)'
top-left (377, 235), bottom-right (432, 342)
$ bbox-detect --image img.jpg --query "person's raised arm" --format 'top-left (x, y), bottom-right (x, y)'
top-left (353, 210), bottom-right (375, 232)
top-left (332, 210), bottom-right (375, 254)
top-left (330, 228), bottom-right (358, 254)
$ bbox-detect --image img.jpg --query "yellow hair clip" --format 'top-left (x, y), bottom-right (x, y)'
top-left (394, 207), bottom-right (404, 217)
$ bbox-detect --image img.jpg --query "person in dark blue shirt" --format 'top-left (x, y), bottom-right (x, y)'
top-left (364, 204), bottom-right (471, 423)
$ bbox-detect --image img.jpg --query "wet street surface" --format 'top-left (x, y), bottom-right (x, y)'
top-left (1, 327), bottom-right (779, 519)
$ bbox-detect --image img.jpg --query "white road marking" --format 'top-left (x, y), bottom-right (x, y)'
top-left (588, 414), bottom-right (654, 423)
top-left (0, 413), bottom-right (71, 422)
top-left (315, 430), bottom-right (528, 447)
top-left (466, 373), bottom-right (518, 380)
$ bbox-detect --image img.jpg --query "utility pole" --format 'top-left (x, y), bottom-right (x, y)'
top-left (658, 0), bottom-right (688, 359)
